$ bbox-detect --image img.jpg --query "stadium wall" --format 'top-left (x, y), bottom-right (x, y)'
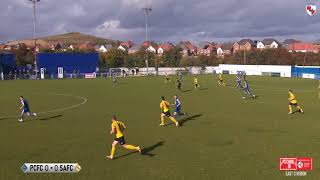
top-left (291, 66), bottom-right (320, 79)
top-left (37, 53), bottom-right (99, 74)
top-left (134, 65), bottom-right (294, 77)
top-left (136, 67), bottom-right (209, 75)
top-left (216, 64), bottom-right (292, 77)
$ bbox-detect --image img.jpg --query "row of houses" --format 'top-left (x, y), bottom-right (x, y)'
top-left (2, 38), bottom-right (320, 58)
top-left (115, 39), bottom-right (320, 58)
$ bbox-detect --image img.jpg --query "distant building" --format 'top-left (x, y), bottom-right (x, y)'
top-left (128, 45), bottom-right (141, 54)
top-left (217, 43), bottom-right (233, 58)
top-left (263, 38), bottom-right (280, 49)
top-left (288, 42), bottom-right (319, 53)
top-left (233, 39), bottom-right (255, 53)
top-left (0, 44), bottom-right (5, 51)
top-left (197, 42), bottom-right (217, 56)
top-left (177, 41), bottom-right (197, 56)
top-left (146, 45), bottom-right (157, 53)
top-left (256, 41), bottom-right (265, 49)
top-left (282, 39), bottom-right (300, 49)
top-left (157, 43), bottom-right (173, 55)
top-left (118, 41), bottom-right (134, 51)
top-left (118, 44), bottom-right (129, 51)
top-left (313, 40), bottom-right (320, 51)
top-left (96, 44), bottom-right (112, 53)
top-left (141, 41), bottom-right (157, 53)
top-left (65, 44), bottom-right (75, 51)
top-left (3, 45), bottom-right (13, 51)
top-left (257, 39), bottom-right (280, 49)
top-left (50, 43), bottom-right (63, 51)
top-left (78, 43), bottom-right (94, 51)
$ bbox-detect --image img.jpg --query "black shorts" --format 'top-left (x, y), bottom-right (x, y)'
top-left (163, 111), bottom-right (171, 117)
top-left (195, 84), bottom-right (198, 87)
top-left (289, 102), bottom-right (298, 106)
top-left (115, 136), bottom-right (126, 145)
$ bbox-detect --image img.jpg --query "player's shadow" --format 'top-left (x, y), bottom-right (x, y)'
top-left (182, 89), bottom-right (191, 93)
top-left (40, 114), bottom-right (63, 121)
top-left (0, 117), bottom-right (9, 121)
top-left (179, 114), bottom-right (203, 126)
top-left (199, 88), bottom-right (208, 91)
top-left (292, 110), bottom-right (303, 114)
top-left (141, 141), bottom-right (165, 157)
top-left (115, 141), bottom-right (165, 159)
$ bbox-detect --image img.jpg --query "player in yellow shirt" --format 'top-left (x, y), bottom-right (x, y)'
top-left (288, 89), bottom-right (304, 114)
top-left (194, 76), bottom-right (199, 90)
top-left (160, 96), bottom-right (179, 127)
top-left (106, 115), bottom-right (141, 160)
top-left (218, 74), bottom-right (225, 86)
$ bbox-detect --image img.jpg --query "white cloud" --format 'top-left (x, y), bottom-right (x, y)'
top-left (97, 20), bottom-right (121, 30)
top-left (94, 20), bottom-right (144, 41)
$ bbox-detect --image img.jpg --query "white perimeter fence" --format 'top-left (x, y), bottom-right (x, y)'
top-left (114, 65), bottom-right (292, 78)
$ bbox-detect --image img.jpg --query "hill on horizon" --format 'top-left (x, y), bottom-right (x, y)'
top-left (6, 32), bottom-right (118, 47)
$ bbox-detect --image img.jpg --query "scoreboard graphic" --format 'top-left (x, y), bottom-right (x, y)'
top-left (21, 163), bottom-right (81, 173)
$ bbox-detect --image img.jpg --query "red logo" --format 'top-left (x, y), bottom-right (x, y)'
top-left (297, 157), bottom-right (312, 171)
top-left (280, 158), bottom-right (297, 171)
top-left (280, 157), bottom-right (313, 171)
top-left (306, 4), bottom-right (317, 16)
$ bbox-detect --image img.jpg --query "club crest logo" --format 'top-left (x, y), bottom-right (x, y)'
top-left (306, 4), bottom-right (316, 16)
top-left (21, 164), bottom-right (28, 172)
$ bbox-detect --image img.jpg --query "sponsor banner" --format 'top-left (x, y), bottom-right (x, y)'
top-left (280, 157), bottom-right (312, 171)
top-left (85, 73), bottom-right (96, 79)
top-left (302, 73), bottom-right (315, 79)
top-left (297, 157), bottom-right (312, 171)
top-left (280, 158), bottom-right (297, 171)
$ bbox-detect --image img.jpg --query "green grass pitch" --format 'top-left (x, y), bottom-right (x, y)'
top-left (0, 75), bottom-right (319, 180)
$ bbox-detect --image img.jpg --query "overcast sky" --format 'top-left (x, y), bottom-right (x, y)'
top-left (0, 0), bottom-right (319, 44)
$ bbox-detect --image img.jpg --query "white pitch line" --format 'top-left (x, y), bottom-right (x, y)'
top-left (250, 84), bottom-right (317, 93)
top-left (225, 82), bottom-right (317, 93)
top-left (0, 93), bottom-right (88, 120)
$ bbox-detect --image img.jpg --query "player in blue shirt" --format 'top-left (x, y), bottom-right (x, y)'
top-left (236, 72), bottom-right (242, 90)
top-left (243, 80), bottom-right (256, 99)
top-left (174, 95), bottom-right (186, 119)
top-left (19, 96), bottom-right (37, 122)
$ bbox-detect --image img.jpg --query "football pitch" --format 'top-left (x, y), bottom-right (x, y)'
top-left (0, 75), bottom-right (319, 180)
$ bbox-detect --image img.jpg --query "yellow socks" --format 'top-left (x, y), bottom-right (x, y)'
top-left (125, 145), bottom-right (138, 150)
top-left (161, 116), bottom-right (165, 124)
top-left (297, 106), bottom-right (302, 111)
top-left (110, 146), bottom-right (116, 157)
top-left (170, 117), bottom-right (177, 123)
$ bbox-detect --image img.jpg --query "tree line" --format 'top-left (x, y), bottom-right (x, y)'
top-left (100, 47), bottom-right (320, 68)
top-left (3, 46), bottom-right (320, 67)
